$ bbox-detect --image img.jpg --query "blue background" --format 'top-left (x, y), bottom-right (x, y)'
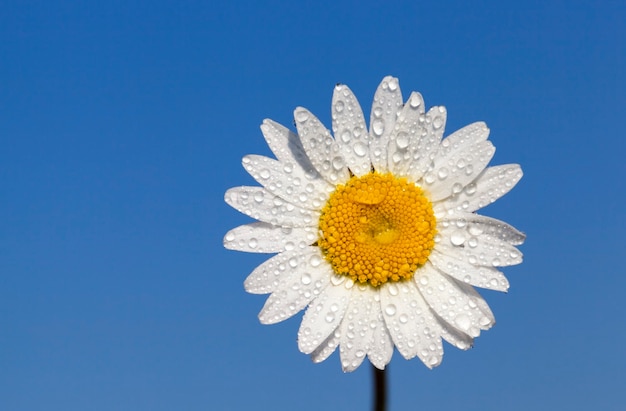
top-left (1, 1), bottom-right (624, 410)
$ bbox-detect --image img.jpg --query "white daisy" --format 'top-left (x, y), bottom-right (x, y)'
top-left (224, 76), bottom-right (525, 372)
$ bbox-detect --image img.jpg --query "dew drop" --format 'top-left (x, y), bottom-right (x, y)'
top-left (388, 78), bottom-right (398, 91)
top-left (288, 257), bottom-right (298, 268)
top-left (325, 313), bottom-right (335, 323)
top-left (259, 169), bottom-right (271, 179)
top-left (385, 304), bottom-right (397, 316)
top-left (332, 156), bottom-right (345, 170)
top-left (450, 231), bottom-right (466, 246)
top-left (248, 238), bottom-right (258, 249)
top-left (335, 100), bottom-right (345, 113)
top-left (340, 130), bottom-right (352, 143)
top-left (409, 94), bottom-right (422, 109)
top-left (301, 273), bottom-right (312, 285)
top-left (399, 313), bottom-right (408, 324)
top-left (225, 232), bottom-right (235, 242)
top-left (433, 116), bottom-right (444, 129)
top-left (309, 254), bottom-right (321, 267)
top-left (296, 110), bottom-right (309, 122)
top-left (437, 167), bottom-right (449, 180)
top-left (354, 142), bottom-right (367, 157)
top-left (396, 132), bottom-right (409, 149)
top-left (372, 119), bottom-right (385, 136)
top-left (388, 284), bottom-right (399, 296)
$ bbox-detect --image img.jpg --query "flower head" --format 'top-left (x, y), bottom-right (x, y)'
top-left (224, 76), bottom-right (525, 372)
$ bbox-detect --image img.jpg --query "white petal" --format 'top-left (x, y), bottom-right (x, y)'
top-left (429, 250), bottom-right (510, 292)
top-left (244, 248), bottom-right (313, 294)
top-left (440, 213), bottom-right (526, 246)
top-left (224, 222), bottom-right (316, 253)
top-left (367, 292), bottom-right (393, 370)
top-left (435, 223), bottom-right (523, 268)
top-left (436, 122), bottom-right (490, 157)
top-left (457, 280), bottom-right (496, 327)
top-left (388, 99), bottom-right (446, 182)
top-left (311, 326), bottom-right (341, 364)
top-left (332, 84), bottom-right (371, 177)
top-left (434, 164), bottom-right (523, 216)
top-left (380, 281), bottom-right (444, 368)
top-left (369, 76), bottom-right (403, 173)
top-left (260, 119), bottom-right (319, 175)
top-left (338, 286), bottom-right (377, 372)
top-left (415, 263), bottom-right (494, 337)
top-left (437, 313), bottom-right (474, 350)
top-left (259, 248), bottom-right (332, 324)
top-left (423, 141), bottom-right (495, 202)
top-left (294, 107), bottom-right (350, 185)
top-left (298, 280), bottom-right (351, 354)
top-left (225, 186), bottom-right (319, 228)
top-left (386, 92), bottom-right (425, 176)
top-left (242, 155), bottom-right (332, 210)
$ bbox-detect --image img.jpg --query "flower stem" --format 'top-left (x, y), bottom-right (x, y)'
top-left (372, 365), bottom-right (387, 411)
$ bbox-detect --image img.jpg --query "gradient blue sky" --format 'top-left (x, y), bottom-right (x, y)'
top-left (1, 1), bottom-right (624, 410)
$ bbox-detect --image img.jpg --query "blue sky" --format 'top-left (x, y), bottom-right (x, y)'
top-left (1, 0), bottom-right (624, 410)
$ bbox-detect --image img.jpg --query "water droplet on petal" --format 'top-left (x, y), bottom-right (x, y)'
top-left (296, 110), bottom-right (309, 122)
top-left (335, 100), bottom-right (345, 113)
top-left (450, 231), bottom-right (466, 246)
top-left (301, 273), bottom-right (312, 285)
top-left (332, 156), bottom-right (345, 170)
top-left (372, 119), bottom-right (385, 136)
top-left (396, 132), bottom-right (409, 149)
top-left (455, 314), bottom-right (471, 331)
top-left (248, 238), bottom-right (258, 248)
top-left (354, 142), bottom-right (367, 157)
top-left (385, 304), bottom-right (397, 316)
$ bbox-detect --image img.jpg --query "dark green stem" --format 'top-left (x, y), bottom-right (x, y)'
top-left (372, 365), bottom-right (387, 411)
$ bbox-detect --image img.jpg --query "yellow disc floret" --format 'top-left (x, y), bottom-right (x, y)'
top-left (318, 173), bottom-right (437, 287)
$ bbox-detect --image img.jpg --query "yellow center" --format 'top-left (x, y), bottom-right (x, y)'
top-left (318, 173), bottom-right (437, 287)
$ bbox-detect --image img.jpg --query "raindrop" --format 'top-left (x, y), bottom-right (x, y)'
top-left (296, 110), bottom-right (309, 122)
top-left (465, 183), bottom-right (477, 195)
top-left (309, 255), bottom-right (321, 267)
top-left (354, 142), bottom-right (367, 157)
top-left (248, 238), bottom-right (258, 249)
top-left (332, 156), bottom-right (345, 170)
top-left (388, 78), bottom-right (398, 91)
top-left (388, 284), bottom-right (399, 296)
top-left (259, 169), bottom-right (271, 179)
top-left (450, 231), bottom-right (466, 246)
top-left (288, 257), bottom-right (298, 268)
top-left (335, 101), bottom-right (345, 113)
top-left (372, 119), bottom-right (385, 136)
top-left (301, 273), bottom-right (312, 285)
top-left (396, 132), bottom-right (409, 149)
top-left (385, 304), bottom-right (397, 316)
top-left (399, 314), bottom-right (408, 324)
top-left (325, 313), bottom-right (335, 323)
top-left (409, 94), bottom-right (422, 109)
top-left (433, 116), bottom-right (444, 129)
top-left (225, 232), bottom-right (235, 242)
top-left (437, 167), bottom-right (449, 180)
top-left (340, 130), bottom-right (352, 143)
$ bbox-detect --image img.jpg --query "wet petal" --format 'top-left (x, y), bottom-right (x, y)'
top-left (415, 263), bottom-right (494, 337)
top-left (311, 326), bottom-right (341, 364)
top-left (424, 140), bottom-right (495, 202)
top-left (381, 281), bottom-right (444, 368)
top-left (259, 248), bottom-right (331, 324)
top-left (369, 76), bottom-right (403, 173)
top-left (224, 222), bottom-right (316, 253)
top-left (298, 280), bottom-right (351, 354)
top-left (429, 250), bottom-right (510, 292)
top-left (242, 154), bottom-right (332, 210)
top-left (225, 186), bottom-right (319, 227)
top-left (435, 164), bottom-right (523, 216)
top-left (367, 292), bottom-right (393, 370)
top-left (332, 84), bottom-right (371, 177)
top-left (244, 247), bottom-right (319, 294)
top-left (294, 107), bottom-right (350, 185)
top-left (260, 119), bottom-right (319, 175)
top-left (338, 286), bottom-right (378, 372)
top-left (440, 213), bottom-right (526, 246)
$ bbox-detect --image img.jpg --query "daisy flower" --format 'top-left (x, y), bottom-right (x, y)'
top-left (224, 76), bottom-right (525, 372)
